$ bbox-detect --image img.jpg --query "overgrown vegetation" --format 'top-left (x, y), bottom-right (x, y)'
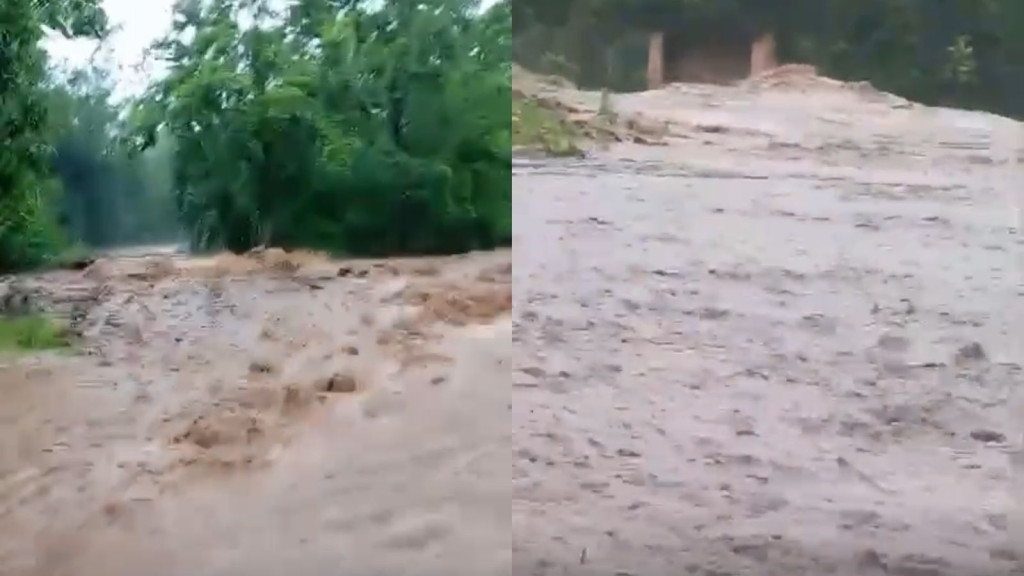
top-left (515, 0), bottom-right (1024, 118)
top-left (0, 0), bottom-right (512, 273)
top-left (512, 98), bottom-right (580, 157)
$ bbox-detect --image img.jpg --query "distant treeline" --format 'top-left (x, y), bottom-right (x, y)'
top-left (514, 0), bottom-right (1024, 118)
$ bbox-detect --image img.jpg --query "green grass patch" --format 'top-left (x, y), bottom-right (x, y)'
top-left (0, 315), bottom-right (71, 352)
top-left (512, 97), bottom-right (582, 157)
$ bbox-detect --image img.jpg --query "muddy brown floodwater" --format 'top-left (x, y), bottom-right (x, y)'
top-left (0, 250), bottom-right (512, 576)
top-left (512, 73), bottom-right (1022, 575)
top-left (1, 71), bottom-right (1023, 576)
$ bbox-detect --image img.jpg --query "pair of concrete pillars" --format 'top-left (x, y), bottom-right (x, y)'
top-left (645, 31), bottom-right (778, 89)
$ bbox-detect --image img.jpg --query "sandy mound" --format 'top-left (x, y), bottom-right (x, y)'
top-left (742, 63), bottom-right (824, 89)
top-left (741, 63), bottom-right (914, 107)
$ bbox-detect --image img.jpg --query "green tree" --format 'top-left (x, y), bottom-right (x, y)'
top-left (0, 0), bottom-right (108, 272)
top-left (132, 0), bottom-right (510, 256)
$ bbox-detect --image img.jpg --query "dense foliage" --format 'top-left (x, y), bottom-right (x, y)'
top-left (515, 0), bottom-right (1024, 118)
top-left (0, 0), bottom-right (511, 272)
top-left (2, 0), bottom-right (177, 273)
top-left (0, 0), bottom-right (108, 271)
top-left (131, 0), bottom-right (511, 255)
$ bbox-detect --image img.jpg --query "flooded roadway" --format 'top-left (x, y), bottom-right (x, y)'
top-left (513, 149), bottom-right (1020, 575)
top-left (511, 71), bottom-right (1022, 574)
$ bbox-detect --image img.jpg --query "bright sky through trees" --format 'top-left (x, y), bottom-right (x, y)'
top-left (46, 0), bottom-right (500, 99)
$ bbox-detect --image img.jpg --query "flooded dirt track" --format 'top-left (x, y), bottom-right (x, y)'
top-left (512, 123), bottom-right (1022, 574)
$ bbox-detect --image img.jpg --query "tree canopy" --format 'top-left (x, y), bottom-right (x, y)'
top-left (0, 0), bottom-right (110, 271)
top-left (129, 0), bottom-right (510, 255)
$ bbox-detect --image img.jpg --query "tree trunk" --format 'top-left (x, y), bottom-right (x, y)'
top-left (749, 31), bottom-right (778, 77)
top-left (647, 31), bottom-right (664, 89)
top-left (566, 0), bottom-right (601, 87)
